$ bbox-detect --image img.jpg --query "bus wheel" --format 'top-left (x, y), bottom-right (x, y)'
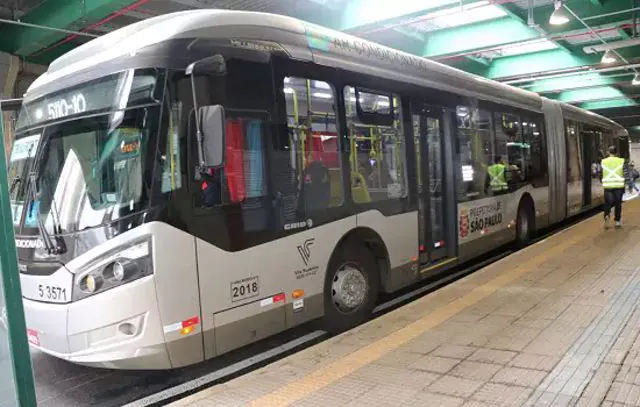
top-left (515, 204), bottom-right (533, 248)
top-left (323, 243), bottom-right (379, 333)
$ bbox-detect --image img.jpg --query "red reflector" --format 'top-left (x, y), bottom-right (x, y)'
top-left (182, 316), bottom-right (200, 328)
top-left (27, 329), bottom-right (39, 346)
top-left (273, 293), bottom-right (285, 303)
top-left (201, 181), bottom-right (208, 191)
top-left (419, 244), bottom-right (425, 252)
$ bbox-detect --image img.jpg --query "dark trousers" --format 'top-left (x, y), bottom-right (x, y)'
top-left (604, 188), bottom-right (625, 222)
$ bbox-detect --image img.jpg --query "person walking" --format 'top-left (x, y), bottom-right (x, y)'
top-left (628, 161), bottom-right (639, 194)
top-left (601, 145), bottom-right (626, 228)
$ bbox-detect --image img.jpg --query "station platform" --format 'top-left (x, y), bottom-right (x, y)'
top-left (172, 201), bottom-right (640, 407)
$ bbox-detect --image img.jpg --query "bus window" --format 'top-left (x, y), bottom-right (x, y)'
top-left (566, 121), bottom-right (582, 184)
top-left (520, 116), bottom-right (548, 187)
top-left (275, 77), bottom-right (343, 223)
top-left (197, 116), bottom-right (268, 209)
top-left (343, 86), bottom-right (407, 203)
top-left (161, 101), bottom-right (183, 193)
top-left (494, 112), bottom-right (524, 185)
top-left (455, 106), bottom-right (493, 201)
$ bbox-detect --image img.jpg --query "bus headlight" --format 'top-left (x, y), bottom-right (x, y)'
top-left (72, 239), bottom-right (153, 301)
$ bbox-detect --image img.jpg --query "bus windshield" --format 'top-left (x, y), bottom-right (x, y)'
top-left (7, 133), bottom-right (41, 226)
top-left (12, 68), bottom-right (162, 233)
top-left (27, 107), bottom-right (158, 234)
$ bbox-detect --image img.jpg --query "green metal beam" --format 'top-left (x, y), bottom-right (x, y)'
top-left (337, 0), bottom-right (469, 32)
top-left (555, 85), bottom-right (626, 103)
top-left (3, 0), bottom-right (140, 57)
top-left (466, 55), bottom-right (491, 67)
top-left (525, 72), bottom-right (634, 93)
top-left (581, 99), bottom-right (639, 110)
top-left (391, 26), bottom-right (425, 42)
top-left (424, 17), bottom-right (539, 58)
top-left (486, 48), bottom-right (597, 79)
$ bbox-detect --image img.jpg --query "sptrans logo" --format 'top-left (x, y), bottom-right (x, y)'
top-left (459, 209), bottom-right (470, 238)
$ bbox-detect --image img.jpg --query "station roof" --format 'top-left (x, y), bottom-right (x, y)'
top-left (0, 0), bottom-right (639, 135)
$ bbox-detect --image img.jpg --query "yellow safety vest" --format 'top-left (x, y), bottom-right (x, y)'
top-left (488, 164), bottom-right (507, 192)
top-left (601, 156), bottom-right (625, 189)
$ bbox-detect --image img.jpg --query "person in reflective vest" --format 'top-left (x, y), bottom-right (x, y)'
top-left (601, 145), bottom-right (626, 228)
top-left (487, 156), bottom-right (508, 194)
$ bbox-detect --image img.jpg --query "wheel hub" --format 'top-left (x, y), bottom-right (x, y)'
top-left (331, 265), bottom-right (367, 313)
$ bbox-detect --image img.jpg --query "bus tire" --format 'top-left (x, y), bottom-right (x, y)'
top-left (322, 243), bottom-right (379, 334)
top-left (515, 202), bottom-right (534, 248)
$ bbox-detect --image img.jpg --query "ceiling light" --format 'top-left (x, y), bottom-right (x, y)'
top-left (633, 74), bottom-right (640, 86)
top-left (601, 50), bottom-right (617, 64)
top-left (549, 1), bottom-right (570, 25)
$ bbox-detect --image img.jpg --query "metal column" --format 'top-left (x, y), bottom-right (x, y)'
top-left (0, 101), bottom-right (37, 407)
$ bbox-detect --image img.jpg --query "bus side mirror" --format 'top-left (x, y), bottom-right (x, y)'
top-left (186, 54), bottom-right (227, 174)
top-left (198, 105), bottom-right (225, 169)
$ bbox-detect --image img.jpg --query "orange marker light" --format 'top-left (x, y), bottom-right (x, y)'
top-left (292, 289), bottom-right (305, 299)
top-left (181, 326), bottom-right (194, 335)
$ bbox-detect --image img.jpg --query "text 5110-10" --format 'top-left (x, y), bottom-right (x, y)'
top-left (46, 93), bottom-right (87, 120)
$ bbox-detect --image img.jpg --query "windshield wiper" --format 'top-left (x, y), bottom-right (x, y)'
top-left (48, 190), bottom-right (66, 255)
top-left (9, 176), bottom-right (21, 194)
top-left (27, 173), bottom-right (66, 255)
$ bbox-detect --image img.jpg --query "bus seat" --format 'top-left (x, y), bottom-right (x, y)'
top-left (299, 161), bottom-right (331, 212)
top-left (245, 120), bottom-right (264, 198)
top-left (226, 119), bottom-right (246, 203)
top-left (328, 168), bottom-right (342, 207)
top-left (351, 172), bottom-right (371, 203)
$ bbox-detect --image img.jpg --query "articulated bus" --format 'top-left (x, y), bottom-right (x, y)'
top-left (3, 10), bottom-right (627, 369)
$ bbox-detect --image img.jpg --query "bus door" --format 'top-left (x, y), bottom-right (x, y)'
top-left (412, 104), bottom-right (455, 265)
top-left (582, 131), bottom-right (594, 208)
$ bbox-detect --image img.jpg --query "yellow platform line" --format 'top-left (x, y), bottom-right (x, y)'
top-left (248, 222), bottom-right (601, 406)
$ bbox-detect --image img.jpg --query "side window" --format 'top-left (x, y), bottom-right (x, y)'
top-left (271, 77), bottom-right (342, 228)
top-left (189, 58), bottom-right (271, 210)
top-left (161, 101), bottom-right (183, 193)
top-left (455, 105), bottom-right (493, 201)
top-left (566, 120), bottom-right (582, 183)
top-left (199, 115), bottom-right (268, 208)
top-left (521, 116), bottom-right (548, 186)
top-left (343, 86), bottom-right (407, 203)
top-left (494, 112), bottom-right (524, 185)
top-left (592, 129), bottom-right (604, 180)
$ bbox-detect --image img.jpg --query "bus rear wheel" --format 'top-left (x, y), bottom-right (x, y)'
top-left (323, 243), bottom-right (379, 334)
top-left (515, 204), bottom-right (534, 248)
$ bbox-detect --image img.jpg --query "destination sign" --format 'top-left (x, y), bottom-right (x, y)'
top-left (16, 71), bottom-right (157, 131)
top-left (46, 93), bottom-right (87, 120)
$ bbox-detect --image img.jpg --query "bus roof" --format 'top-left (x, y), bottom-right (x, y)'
top-left (29, 9), bottom-right (625, 134)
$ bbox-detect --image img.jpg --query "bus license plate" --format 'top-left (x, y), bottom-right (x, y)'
top-left (37, 284), bottom-right (69, 302)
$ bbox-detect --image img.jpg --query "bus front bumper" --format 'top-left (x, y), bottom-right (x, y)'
top-left (20, 275), bottom-right (172, 369)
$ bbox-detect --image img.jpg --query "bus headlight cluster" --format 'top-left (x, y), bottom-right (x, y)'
top-left (72, 239), bottom-right (153, 302)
